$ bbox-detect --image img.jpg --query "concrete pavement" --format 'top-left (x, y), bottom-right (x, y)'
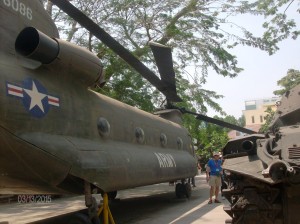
top-left (0, 174), bottom-right (231, 224)
top-left (114, 174), bottom-right (231, 224)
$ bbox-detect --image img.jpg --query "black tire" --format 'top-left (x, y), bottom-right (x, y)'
top-left (101, 191), bottom-right (117, 200)
top-left (175, 183), bottom-right (185, 198)
top-left (67, 213), bottom-right (93, 224)
top-left (185, 183), bottom-right (192, 198)
top-left (107, 191), bottom-right (117, 200)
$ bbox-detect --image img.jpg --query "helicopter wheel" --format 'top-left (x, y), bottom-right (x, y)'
top-left (175, 182), bottom-right (192, 199)
top-left (67, 213), bottom-right (93, 224)
top-left (184, 183), bottom-right (192, 198)
top-left (101, 191), bottom-right (117, 200)
top-left (107, 191), bottom-right (117, 200)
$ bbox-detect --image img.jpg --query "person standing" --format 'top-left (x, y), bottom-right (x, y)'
top-left (207, 152), bottom-right (222, 204)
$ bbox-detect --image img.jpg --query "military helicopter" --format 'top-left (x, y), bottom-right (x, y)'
top-left (0, 0), bottom-right (255, 223)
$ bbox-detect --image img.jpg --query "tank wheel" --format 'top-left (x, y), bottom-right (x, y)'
top-left (67, 213), bottom-right (93, 224)
top-left (223, 186), bottom-right (283, 224)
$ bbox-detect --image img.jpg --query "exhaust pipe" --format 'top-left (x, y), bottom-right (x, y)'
top-left (15, 27), bottom-right (59, 64)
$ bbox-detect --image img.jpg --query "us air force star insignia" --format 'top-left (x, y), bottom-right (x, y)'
top-left (23, 81), bottom-right (47, 113)
top-left (6, 78), bottom-right (60, 118)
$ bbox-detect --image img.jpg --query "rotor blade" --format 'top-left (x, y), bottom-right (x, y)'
top-left (176, 107), bottom-right (256, 134)
top-left (149, 42), bottom-right (177, 94)
top-left (50, 0), bottom-right (182, 102)
top-left (196, 114), bottom-right (257, 134)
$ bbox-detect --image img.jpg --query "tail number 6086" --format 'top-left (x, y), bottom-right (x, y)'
top-left (3, 0), bottom-right (32, 20)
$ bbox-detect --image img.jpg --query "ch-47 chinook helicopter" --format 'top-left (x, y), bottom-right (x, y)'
top-left (0, 0), bottom-right (255, 223)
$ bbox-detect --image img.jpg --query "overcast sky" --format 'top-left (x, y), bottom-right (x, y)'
top-left (203, 10), bottom-right (300, 118)
top-left (204, 38), bottom-right (300, 118)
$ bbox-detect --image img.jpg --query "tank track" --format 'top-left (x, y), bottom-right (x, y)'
top-left (223, 175), bottom-right (283, 224)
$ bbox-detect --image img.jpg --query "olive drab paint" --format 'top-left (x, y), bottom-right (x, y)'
top-left (0, 0), bottom-right (197, 195)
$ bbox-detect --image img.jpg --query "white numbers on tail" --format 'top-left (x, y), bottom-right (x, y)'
top-left (154, 153), bottom-right (176, 168)
top-left (3, 0), bottom-right (32, 20)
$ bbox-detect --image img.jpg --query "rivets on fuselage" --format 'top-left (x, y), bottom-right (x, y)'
top-left (135, 127), bottom-right (145, 144)
top-left (160, 133), bottom-right (167, 147)
top-left (97, 117), bottom-right (110, 137)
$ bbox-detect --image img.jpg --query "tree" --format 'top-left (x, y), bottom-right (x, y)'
top-left (259, 106), bottom-right (275, 133)
top-left (238, 115), bottom-right (246, 127)
top-left (44, 1), bottom-right (299, 153)
top-left (273, 69), bottom-right (300, 96)
top-left (261, 68), bottom-right (300, 133)
top-left (195, 123), bottom-right (229, 163)
top-left (45, 0), bottom-right (299, 115)
top-left (256, 0), bottom-right (300, 54)
top-left (186, 114), bottom-right (242, 163)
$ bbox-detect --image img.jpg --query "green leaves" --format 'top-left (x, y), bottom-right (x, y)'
top-left (259, 106), bottom-right (276, 133)
top-left (260, 68), bottom-right (300, 132)
top-left (273, 69), bottom-right (300, 96)
top-left (256, 0), bottom-right (299, 54)
top-left (47, 0), bottom-right (298, 154)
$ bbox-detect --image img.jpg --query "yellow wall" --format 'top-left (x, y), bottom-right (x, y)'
top-left (243, 105), bottom-right (277, 126)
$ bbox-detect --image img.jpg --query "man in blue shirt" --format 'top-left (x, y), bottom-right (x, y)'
top-left (207, 151), bottom-right (222, 204)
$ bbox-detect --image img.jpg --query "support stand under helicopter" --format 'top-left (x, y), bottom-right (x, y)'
top-left (81, 180), bottom-right (191, 224)
top-left (82, 182), bottom-right (115, 224)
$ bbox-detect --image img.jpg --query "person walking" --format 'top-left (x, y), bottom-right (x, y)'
top-left (207, 151), bottom-right (222, 204)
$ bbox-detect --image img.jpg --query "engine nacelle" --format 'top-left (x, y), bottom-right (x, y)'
top-left (15, 27), bottom-right (104, 87)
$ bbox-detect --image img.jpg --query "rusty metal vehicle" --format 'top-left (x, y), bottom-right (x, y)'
top-left (222, 84), bottom-right (300, 224)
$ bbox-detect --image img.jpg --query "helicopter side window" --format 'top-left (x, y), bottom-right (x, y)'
top-left (160, 133), bottom-right (167, 147)
top-left (177, 137), bottom-right (183, 150)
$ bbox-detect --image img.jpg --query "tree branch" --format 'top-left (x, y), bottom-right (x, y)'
top-left (159, 0), bottom-right (198, 44)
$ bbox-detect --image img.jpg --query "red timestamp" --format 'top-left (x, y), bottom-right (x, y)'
top-left (17, 195), bottom-right (52, 203)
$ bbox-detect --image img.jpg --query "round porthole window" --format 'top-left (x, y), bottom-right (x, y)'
top-left (160, 133), bottom-right (167, 147)
top-left (177, 137), bottom-right (183, 150)
top-left (135, 127), bottom-right (145, 144)
top-left (97, 117), bottom-right (110, 137)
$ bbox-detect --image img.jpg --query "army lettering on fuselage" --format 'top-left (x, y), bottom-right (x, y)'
top-left (154, 153), bottom-right (176, 168)
top-left (2, 0), bottom-right (33, 20)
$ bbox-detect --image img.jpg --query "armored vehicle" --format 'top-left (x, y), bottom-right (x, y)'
top-left (222, 84), bottom-right (300, 224)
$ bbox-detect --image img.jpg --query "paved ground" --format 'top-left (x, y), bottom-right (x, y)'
top-left (0, 174), bottom-right (231, 224)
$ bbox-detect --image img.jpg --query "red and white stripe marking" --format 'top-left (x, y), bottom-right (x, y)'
top-left (7, 83), bottom-right (23, 97)
top-left (48, 96), bottom-right (60, 107)
top-left (7, 83), bottom-right (60, 107)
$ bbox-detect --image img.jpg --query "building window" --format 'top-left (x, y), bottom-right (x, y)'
top-left (260, 115), bottom-right (263, 123)
top-left (252, 116), bottom-right (255, 123)
top-left (245, 100), bottom-right (257, 110)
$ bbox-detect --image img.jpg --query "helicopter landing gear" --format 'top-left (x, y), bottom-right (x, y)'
top-left (175, 180), bottom-right (192, 199)
top-left (101, 191), bottom-right (118, 200)
top-left (67, 213), bottom-right (94, 224)
top-left (84, 182), bottom-right (100, 224)
top-left (84, 182), bottom-right (115, 224)
top-left (97, 193), bottom-right (116, 224)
